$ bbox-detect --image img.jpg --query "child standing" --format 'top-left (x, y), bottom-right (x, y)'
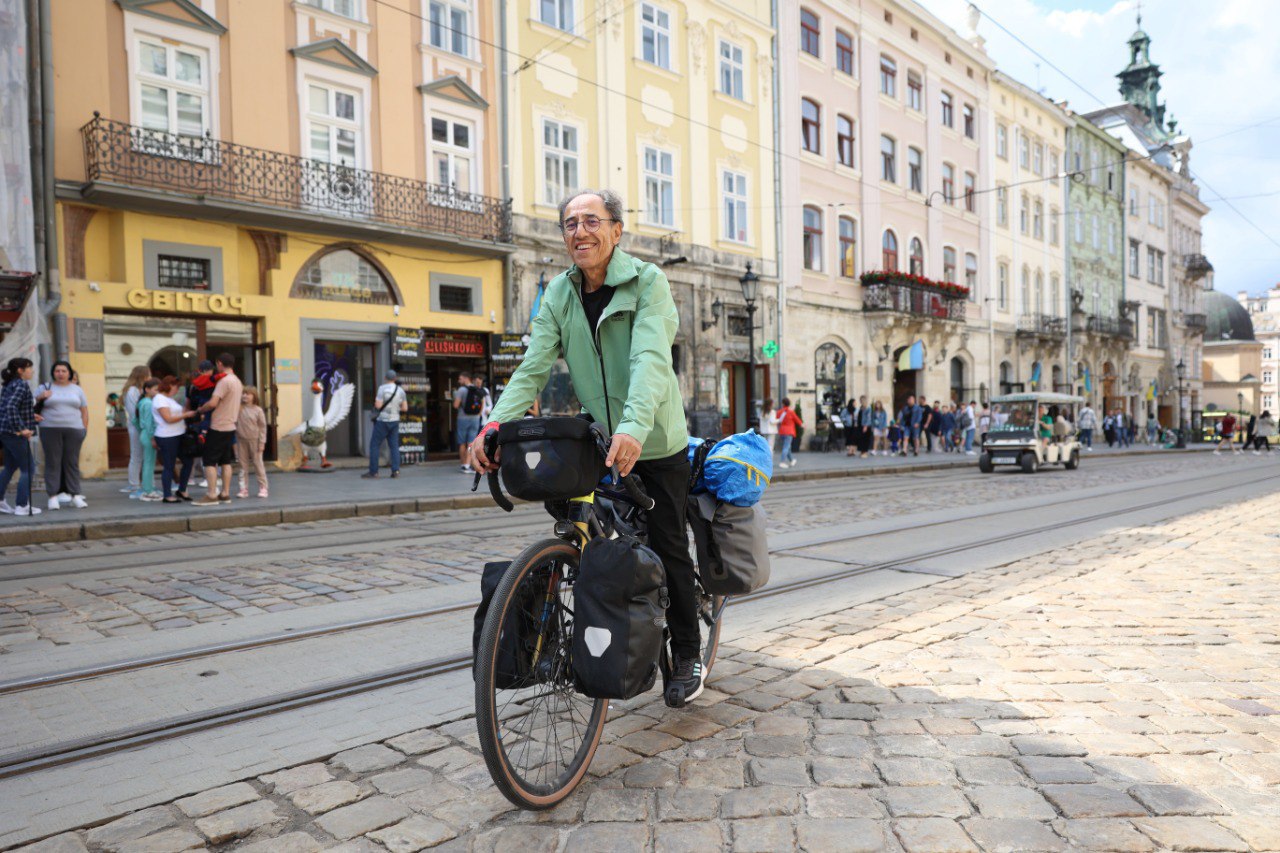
top-left (888, 419), bottom-right (903, 455)
top-left (236, 386), bottom-right (269, 498)
top-left (136, 379), bottom-right (161, 501)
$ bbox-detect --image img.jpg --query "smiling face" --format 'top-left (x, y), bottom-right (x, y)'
top-left (561, 194), bottom-right (622, 277)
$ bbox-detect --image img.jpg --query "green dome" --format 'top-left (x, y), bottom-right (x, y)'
top-left (1204, 290), bottom-right (1255, 342)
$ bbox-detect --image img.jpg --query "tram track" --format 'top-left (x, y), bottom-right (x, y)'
top-left (0, 462), bottom-right (1271, 781)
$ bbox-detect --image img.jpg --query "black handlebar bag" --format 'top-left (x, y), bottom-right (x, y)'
top-left (497, 417), bottom-right (608, 502)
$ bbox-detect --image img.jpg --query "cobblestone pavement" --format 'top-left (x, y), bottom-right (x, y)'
top-left (18, 488), bottom-right (1280, 851)
top-left (0, 454), bottom-right (1248, 652)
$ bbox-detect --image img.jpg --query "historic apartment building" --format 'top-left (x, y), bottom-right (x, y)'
top-left (502, 0), bottom-right (778, 436)
top-left (1239, 287), bottom-right (1280, 416)
top-left (778, 0), bottom-right (994, 428)
top-left (50, 0), bottom-right (515, 475)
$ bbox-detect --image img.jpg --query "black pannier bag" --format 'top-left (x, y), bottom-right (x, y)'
top-left (572, 537), bottom-right (668, 699)
top-left (497, 417), bottom-right (608, 502)
top-left (687, 492), bottom-right (771, 595)
top-left (473, 561), bottom-right (538, 689)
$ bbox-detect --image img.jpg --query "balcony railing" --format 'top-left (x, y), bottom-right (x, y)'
top-left (81, 114), bottom-right (512, 244)
top-left (1183, 313), bottom-right (1207, 331)
top-left (862, 279), bottom-right (967, 321)
top-left (1086, 316), bottom-right (1132, 339)
top-left (1184, 253), bottom-right (1214, 283)
top-left (1016, 313), bottom-right (1067, 339)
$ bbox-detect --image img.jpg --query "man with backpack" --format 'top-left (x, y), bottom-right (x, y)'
top-left (454, 371), bottom-right (485, 473)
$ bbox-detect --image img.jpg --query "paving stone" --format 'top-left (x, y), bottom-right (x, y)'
top-left (1017, 756), bottom-right (1095, 784)
top-left (331, 744), bottom-right (406, 774)
top-left (386, 730), bottom-right (451, 756)
top-left (1041, 785), bottom-right (1146, 818)
top-left (563, 822), bottom-right (649, 852)
top-left (583, 788), bottom-right (650, 822)
top-left (1131, 816), bottom-right (1249, 852)
top-left (744, 734), bottom-right (806, 757)
top-left (112, 829), bottom-right (204, 853)
top-left (962, 819), bottom-right (1066, 852)
top-left (366, 816), bottom-right (457, 852)
top-left (967, 785), bottom-right (1056, 820)
top-left (622, 761), bottom-right (678, 788)
top-left (796, 818), bottom-right (884, 852)
top-left (235, 832), bottom-right (323, 853)
top-left (194, 801), bottom-right (286, 845)
top-left (370, 769), bottom-right (437, 796)
top-left (175, 782), bottom-right (260, 818)
top-left (748, 757), bottom-right (810, 786)
top-left (881, 785), bottom-right (972, 818)
top-left (719, 787), bottom-right (800, 819)
top-left (876, 757), bottom-right (956, 786)
top-left (1057, 819), bottom-right (1156, 851)
top-left (1011, 735), bottom-right (1087, 757)
top-left (652, 822), bottom-right (724, 852)
top-left (679, 757), bottom-right (745, 788)
top-left (486, 826), bottom-right (559, 853)
top-left (729, 816), bottom-right (796, 852)
top-left (1086, 756), bottom-right (1167, 783)
top-left (314, 796), bottom-right (412, 841)
top-left (810, 757), bottom-right (879, 788)
top-left (1218, 815), bottom-right (1280, 850)
top-left (940, 735), bottom-right (1014, 757)
top-left (954, 757), bottom-right (1026, 786)
top-left (803, 788), bottom-right (883, 819)
top-left (1127, 784), bottom-right (1225, 816)
top-left (260, 763), bottom-right (333, 793)
top-left (656, 789), bottom-right (721, 822)
top-left (893, 817), bottom-right (980, 853)
top-left (85, 807), bottom-right (177, 847)
top-left (653, 715), bottom-right (724, 741)
top-left (289, 781), bottom-right (367, 815)
top-left (14, 834), bottom-right (89, 853)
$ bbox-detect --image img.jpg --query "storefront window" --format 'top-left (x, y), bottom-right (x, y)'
top-left (814, 343), bottom-right (847, 420)
top-left (291, 247), bottom-right (399, 305)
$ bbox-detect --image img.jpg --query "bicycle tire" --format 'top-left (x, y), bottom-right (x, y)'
top-left (475, 538), bottom-right (606, 810)
top-left (701, 593), bottom-right (726, 674)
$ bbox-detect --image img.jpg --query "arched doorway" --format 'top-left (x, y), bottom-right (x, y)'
top-left (949, 356), bottom-right (966, 403)
top-left (148, 343), bottom-right (198, 386)
top-left (892, 342), bottom-right (923, 415)
top-left (814, 342), bottom-right (848, 423)
top-left (1051, 364), bottom-right (1064, 393)
top-left (1102, 360), bottom-right (1119, 413)
top-left (999, 361), bottom-right (1014, 395)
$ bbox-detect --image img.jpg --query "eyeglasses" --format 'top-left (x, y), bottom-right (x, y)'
top-left (561, 216), bottom-right (617, 235)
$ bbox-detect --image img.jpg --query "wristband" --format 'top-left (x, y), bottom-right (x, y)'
top-left (482, 420), bottom-right (500, 435)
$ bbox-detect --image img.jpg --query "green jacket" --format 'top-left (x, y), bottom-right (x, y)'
top-left (488, 248), bottom-right (688, 460)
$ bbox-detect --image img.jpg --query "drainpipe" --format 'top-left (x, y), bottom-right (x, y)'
top-left (771, 0), bottom-right (784, 396)
top-left (31, 0), bottom-right (66, 369)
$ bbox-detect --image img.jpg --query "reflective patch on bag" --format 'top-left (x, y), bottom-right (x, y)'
top-left (526, 451), bottom-right (542, 469)
top-left (584, 626), bottom-right (612, 657)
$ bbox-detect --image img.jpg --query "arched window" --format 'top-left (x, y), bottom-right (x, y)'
top-left (800, 8), bottom-right (821, 57)
top-left (882, 229), bottom-right (898, 271)
top-left (1035, 269), bottom-right (1044, 315)
top-left (880, 135), bottom-right (896, 183)
top-left (999, 361), bottom-right (1013, 394)
top-left (950, 356), bottom-right (965, 403)
top-left (801, 98), bottom-right (822, 154)
top-left (291, 245), bottom-right (400, 305)
top-left (803, 205), bottom-right (823, 271)
top-left (965, 253), bottom-right (978, 291)
top-left (815, 342), bottom-right (848, 413)
top-left (909, 237), bottom-right (924, 276)
top-left (838, 216), bottom-right (857, 278)
top-left (943, 247), bottom-right (957, 283)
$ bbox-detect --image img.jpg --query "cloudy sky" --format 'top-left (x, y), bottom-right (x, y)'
top-left (917, 0), bottom-right (1280, 296)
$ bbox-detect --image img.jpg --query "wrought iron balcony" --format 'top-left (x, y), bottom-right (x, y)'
top-left (1183, 253), bottom-right (1214, 282)
top-left (861, 278), bottom-right (967, 321)
top-left (1182, 313), bottom-right (1207, 331)
top-left (80, 114), bottom-right (512, 245)
top-left (1015, 313), bottom-right (1067, 340)
top-left (1086, 316), bottom-right (1132, 339)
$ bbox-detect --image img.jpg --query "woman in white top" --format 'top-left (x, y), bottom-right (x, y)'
top-left (758, 397), bottom-right (781, 452)
top-left (151, 379), bottom-right (195, 503)
top-left (38, 360), bottom-right (90, 510)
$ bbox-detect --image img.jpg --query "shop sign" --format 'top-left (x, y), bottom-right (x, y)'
top-left (276, 358), bottom-right (301, 384)
top-left (73, 319), bottom-right (104, 353)
top-left (489, 333), bottom-right (530, 397)
top-left (421, 330), bottom-right (486, 357)
top-left (393, 327), bottom-right (425, 361)
top-left (127, 289), bottom-right (246, 314)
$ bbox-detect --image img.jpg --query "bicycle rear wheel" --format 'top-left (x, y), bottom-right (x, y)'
top-left (699, 591), bottom-right (726, 675)
top-left (475, 538), bottom-right (606, 810)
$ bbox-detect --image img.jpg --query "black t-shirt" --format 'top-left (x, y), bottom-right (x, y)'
top-left (581, 284), bottom-right (613, 335)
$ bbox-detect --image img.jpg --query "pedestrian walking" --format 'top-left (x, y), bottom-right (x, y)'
top-left (152, 377), bottom-right (196, 503)
top-left (777, 397), bottom-right (802, 468)
top-left (1078, 403), bottom-right (1097, 450)
top-left (121, 365), bottom-right (150, 498)
top-left (192, 353), bottom-right (243, 507)
top-left (37, 360), bottom-right (90, 511)
top-left (236, 386), bottom-right (270, 497)
top-left (1253, 410), bottom-right (1276, 454)
top-left (454, 371), bottom-right (483, 473)
top-left (364, 370), bottom-right (407, 480)
top-left (758, 398), bottom-right (779, 454)
top-left (841, 400), bottom-right (858, 457)
top-left (135, 379), bottom-right (161, 501)
top-left (1214, 412), bottom-right (1243, 456)
top-left (961, 400), bottom-right (977, 454)
top-left (0, 357), bottom-right (41, 515)
top-left (938, 405), bottom-right (957, 452)
top-left (1146, 411), bottom-right (1160, 445)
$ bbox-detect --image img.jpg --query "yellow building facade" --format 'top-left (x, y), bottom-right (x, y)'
top-left (51, 0), bottom-right (513, 476)
top-left (504, 0), bottom-right (778, 435)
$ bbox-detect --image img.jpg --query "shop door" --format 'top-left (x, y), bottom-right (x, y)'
top-left (251, 342), bottom-right (278, 461)
top-left (315, 341), bottom-right (375, 457)
top-left (719, 362), bottom-right (770, 436)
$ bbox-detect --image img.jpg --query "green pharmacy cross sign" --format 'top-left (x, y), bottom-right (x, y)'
top-left (762, 340), bottom-right (779, 359)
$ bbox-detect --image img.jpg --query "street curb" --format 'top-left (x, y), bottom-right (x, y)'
top-left (0, 447), bottom-right (1192, 548)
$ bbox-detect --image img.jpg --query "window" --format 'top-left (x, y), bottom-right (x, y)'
top-left (1073, 143), bottom-right (1082, 172)
top-left (1091, 214), bottom-right (1100, 250)
top-left (1148, 196), bottom-right (1157, 225)
top-left (1050, 274), bottom-right (1060, 316)
top-left (1108, 221), bottom-right (1117, 255)
top-left (1049, 151), bottom-right (1059, 182)
top-left (307, 0), bottom-right (360, 18)
top-left (642, 146), bottom-right (674, 227)
top-left (801, 99), bottom-right (821, 154)
top-left (882, 229), bottom-right (898, 271)
top-left (1074, 209), bottom-right (1083, 243)
top-left (836, 30), bottom-right (854, 75)
top-left (943, 247), bottom-right (957, 283)
top-left (838, 217), bottom-right (857, 277)
top-left (542, 119), bottom-right (579, 205)
top-left (722, 170), bottom-right (748, 243)
top-left (963, 103), bottom-right (975, 139)
top-left (1147, 309), bottom-right (1167, 348)
top-left (880, 135), bottom-right (896, 183)
top-left (836, 115), bottom-right (855, 167)
top-left (1032, 142), bottom-right (1043, 175)
top-left (1050, 207), bottom-right (1059, 245)
top-left (996, 124), bottom-right (1008, 159)
top-left (908, 147), bottom-right (923, 193)
top-left (880, 55), bottom-right (896, 97)
top-left (996, 185), bottom-right (1008, 226)
top-left (718, 41), bottom-right (744, 99)
top-left (306, 83), bottom-right (361, 165)
top-left (539, 0), bottom-right (574, 31)
top-left (909, 237), bottom-right (924, 275)
top-left (1148, 248), bottom-right (1164, 285)
top-left (997, 263), bottom-right (1008, 310)
top-left (1019, 193), bottom-right (1029, 235)
top-left (438, 284), bottom-right (474, 312)
top-left (940, 91), bottom-right (954, 128)
top-left (1129, 186), bottom-right (1139, 216)
top-left (640, 4), bottom-right (671, 69)
top-left (964, 172), bottom-right (976, 212)
top-left (1018, 134), bottom-right (1030, 169)
top-left (803, 206), bottom-right (823, 271)
top-left (1034, 270), bottom-right (1044, 314)
top-left (965, 253), bottom-right (978, 291)
top-left (429, 116), bottom-right (475, 191)
top-left (157, 255), bottom-right (211, 290)
top-left (428, 0), bottom-right (470, 56)
top-left (1020, 266), bottom-right (1030, 312)
top-left (801, 8), bottom-right (820, 57)
top-left (1033, 199), bottom-right (1043, 239)
top-left (134, 38), bottom-right (210, 140)
top-left (1107, 169), bottom-right (1115, 191)
top-left (294, 247), bottom-right (397, 305)
top-left (942, 163), bottom-right (955, 204)
top-left (908, 72), bottom-right (922, 111)
top-left (1157, 202), bottom-right (1165, 228)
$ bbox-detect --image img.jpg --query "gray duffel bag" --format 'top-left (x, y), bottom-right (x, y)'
top-left (687, 492), bottom-right (771, 595)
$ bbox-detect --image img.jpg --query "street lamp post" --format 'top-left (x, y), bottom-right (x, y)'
top-left (740, 262), bottom-right (761, 433)
top-left (1175, 360), bottom-right (1187, 448)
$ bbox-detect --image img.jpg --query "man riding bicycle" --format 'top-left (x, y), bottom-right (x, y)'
top-left (470, 189), bottom-right (704, 704)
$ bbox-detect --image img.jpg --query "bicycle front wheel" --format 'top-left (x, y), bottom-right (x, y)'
top-left (474, 538), bottom-right (606, 810)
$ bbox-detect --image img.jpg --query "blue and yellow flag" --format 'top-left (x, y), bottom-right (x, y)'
top-left (897, 340), bottom-right (925, 371)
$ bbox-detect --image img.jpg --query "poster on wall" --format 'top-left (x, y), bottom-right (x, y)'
top-left (390, 327), bottom-right (427, 464)
top-left (489, 333), bottom-right (530, 401)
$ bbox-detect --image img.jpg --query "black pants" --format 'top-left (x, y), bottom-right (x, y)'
top-left (634, 448), bottom-right (700, 659)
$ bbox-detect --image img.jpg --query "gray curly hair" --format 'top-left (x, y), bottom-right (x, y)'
top-left (557, 189), bottom-right (625, 228)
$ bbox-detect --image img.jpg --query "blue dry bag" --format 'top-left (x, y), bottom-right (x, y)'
top-left (703, 431), bottom-right (773, 507)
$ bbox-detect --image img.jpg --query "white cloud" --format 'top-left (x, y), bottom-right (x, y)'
top-left (917, 0), bottom-right (1280, 295)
